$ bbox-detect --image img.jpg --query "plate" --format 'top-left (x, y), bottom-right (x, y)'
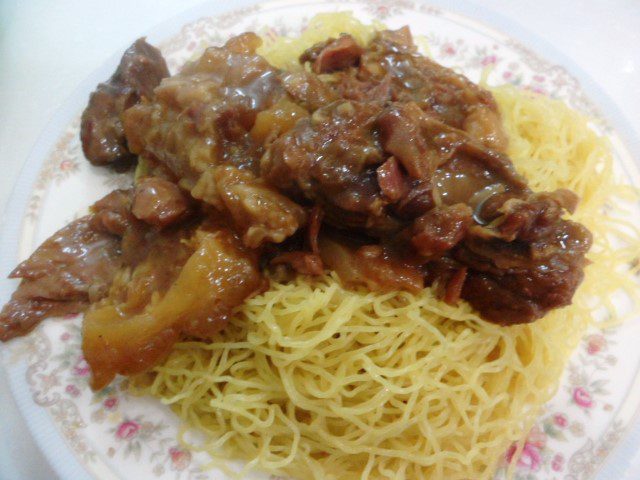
top-left (2, 1), bottom-right (640, 479)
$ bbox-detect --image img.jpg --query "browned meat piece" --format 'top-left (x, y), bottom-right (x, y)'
top-left (192, 165), bottom-right (307, 248)
top-left (377, 103), bottom-right (436, 179)
top-left (377, 102), bottom-right (525, 191)
top-left (463, 105), bottom-right (508, 152)
top-left (270, 205), bottom-right (325, 276)
top-left (307, 205), bottom-right (324, 256)
top-left (376, 26), bottom-right (414, 49)
top-left (124, 33), bottom-right (282, 182)
top-left (300, 34), bottom-right (364, 73)
top-left (0, 216), bottom-right (121, 340)
top-left (457, 213), bottom-right (592, 325)
top-left (264, 97), bottom-right (521, 237)
top-left (90, 189), bottom-right (135, 236)
top-left (471, 190), bottom-right (579, 242)
top-left (319, 235), bottom-right (423, 293)
top-left (360, 27), bottom-right (506, 144)
top-left (262, 100), bottom-right (393, 231)
top-left (80, 39), bottom-right (169, 167)
top-left (272, 251), bottom-right (324, 276)
top-left (83, 226), bottom-right (265, 389)
top-left (337, 74), bottom-right (393, 103)
top-left (281, 72), bottom-right (339, 112)
top-left (443, 267), bottom-right (467, 306)
top-left (132, 177), bottom-right (190, 228)
top-left (393, 181), bottom-right (434, 219)
top-left (410, 204), bottom-right (472, 258)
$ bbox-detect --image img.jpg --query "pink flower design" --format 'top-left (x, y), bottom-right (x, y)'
top-left (553, 413), bottom-right (568, 428)
top-left (586, 334), bottom-right (606, 355)
top-left (103, 397), bottom-right (118, 411)
top-left (65, 384), bottom-right (80, 397)
top-left (502, 71), bottom-right (513, 80)
top-left (59, 160), bottom-right (74, 171)
top-left (481, 55), bottom-right (497, 66)
top-left (552, 453), bottom-right (564, 472)
top-left (116, 420), bottom-right (140, 440)
top-left (72, 357), bottom-right (91, 377)
top-left (533, 74), bottom-right (546, 82)
top-left (60, 332), bottom-right (71, 341)
top-left (506, 442), bottom-right (542, 471)
top-left (525, 85), bottom-right (547, 95)
top-left (441, 43), bottom-right (456, 56)
top-left (169, 447), bottom-right (192, 471)
top-left (573, 387), bottom-right (594, 408)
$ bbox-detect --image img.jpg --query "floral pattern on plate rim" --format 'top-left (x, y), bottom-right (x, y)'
top-left (2, 1), bottom-right (638, 479)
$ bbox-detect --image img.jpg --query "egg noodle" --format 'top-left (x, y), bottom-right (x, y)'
top-left (130, 13), bottom-right (640, 480)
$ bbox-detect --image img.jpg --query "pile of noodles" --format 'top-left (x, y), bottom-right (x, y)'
top-left (130, 13), bottom-right (640, 480)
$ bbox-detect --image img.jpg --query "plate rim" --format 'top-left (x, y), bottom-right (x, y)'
top-left (1, 0), bottom-right (640, 479)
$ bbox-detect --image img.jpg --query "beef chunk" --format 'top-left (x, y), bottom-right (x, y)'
top-left (376, 157), bottom-right (409, 202)
top-left (457, 213), bottom-right (592, 325)
top-left (192, 165), bottom-right (307, 248)
top-left (300, 34), bottom-right (364, 73)
top-left (132, 177), bottom-right (190, 228)
top-left (80, 38), bottom-right (169, 167)
top-left (0, 216), bottom-right (121, 340)
top-left (410, 204), bottom-right (473, 258)
top-left (318, 236), bottom-right (424, 293)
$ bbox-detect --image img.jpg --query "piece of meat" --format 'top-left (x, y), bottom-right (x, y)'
top-left (269, 205), bottom-right (325, 276)
top-left (281, 72), bottom-right (339, 112)
top-left (271, 251), bottom-right (324, 276)
top-left (470, 190), bottom-right (579, 242)
top-left (376, 103), bottom-right (435, 179)
top-left (80, 38), bottom-right (169, 167)
top-left (457, 217), bottom-right (592, 325)
top-left (376, 26), bottom-right (414, 50)
top-left (410, 204), bottom-right (473, 258)
top-left (132, 177), bottom-right (190, 228)
top-left (377, 157), bottom-right (408, 202)
top-left (262, 100), bottom-right (394, 232)
top-left (192, 165), bottom-right (307, 248)
top-left (307, 205), bottom-right (324, 255)
top-left (359, 27), bottom-right (505, 136)
top-left (0, 217), bottom-right (121, 341)
top-left (300, 34), bottom-right (364, 73)
top-left (393, 181), bottom-right (434, 220)
top-left (337, 74), bottom-right (393, 103)
top-left (123, 33), bottom-right (283, 184)
top-left (318, 235), bottom-right (423, 293)
top-left (90, 189), bottom-right (136, 236)
top-left (463, 105), bottom-right (508, 152)
top-left (83, 226), bottom-right (265, 390)
top-left (443, 267), bottom-right (467, 306)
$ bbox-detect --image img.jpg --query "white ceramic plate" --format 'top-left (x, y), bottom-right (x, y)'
top-left (2, 1), bottom-right (640, 479)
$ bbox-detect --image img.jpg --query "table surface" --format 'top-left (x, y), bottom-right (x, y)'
top-left (1, 1), bottom-right (639, 478)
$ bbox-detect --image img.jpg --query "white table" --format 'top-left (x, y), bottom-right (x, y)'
top-left (1, 1), bottom-right (638, 478)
